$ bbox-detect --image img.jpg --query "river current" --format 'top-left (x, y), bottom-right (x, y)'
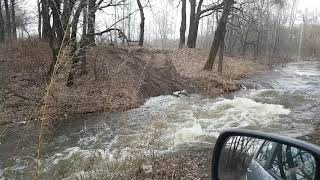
top-left (1, 60), bottom-right (320, 179)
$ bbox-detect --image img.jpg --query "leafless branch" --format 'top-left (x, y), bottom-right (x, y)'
top-left (5, 87), bottom-right (41, 104)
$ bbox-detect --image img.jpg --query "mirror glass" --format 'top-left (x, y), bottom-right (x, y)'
top-left (218, 136), bottom-right (317, 180)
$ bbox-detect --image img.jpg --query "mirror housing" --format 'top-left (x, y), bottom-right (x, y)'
top-left (212, 129), bottom-right (320, 180)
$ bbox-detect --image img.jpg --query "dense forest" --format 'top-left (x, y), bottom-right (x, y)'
top-left (1, 0), bottom-right (320, 179)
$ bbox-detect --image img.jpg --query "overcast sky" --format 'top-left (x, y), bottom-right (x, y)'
top-left (298, 0), bottom-right (320, 11)
top-left (24, 0), bottom-right (320, 13)
top-left (22, 0), bottom-right (320, 38)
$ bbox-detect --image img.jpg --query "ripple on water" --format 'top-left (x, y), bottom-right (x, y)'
top-left (4, 61), bottom-right (320, 179)
top-left (0, 93), bottom-right (300, 179)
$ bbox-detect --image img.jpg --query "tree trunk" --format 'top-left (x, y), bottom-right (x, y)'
top-left (37, 0), bottom-right (42, 40)
top-left (4, 0), bottom-right (11, 41)
top-left (61, 0), bottom-right (75, 43)
top-left (179, 0), bottom-right (186, 49)
top-left (137, 0), bottom-right (144, 46)
top-left (46, 0), bottom-right (62, 79)
top-left (61, 0), bottom-right (70, 30)
top-left (10, 0), bottom-right (16, 41)
top-left (204, 0), bottom-right (234, 71)
top-left (127, 0), bottom-right (131, 41)
top-left (41, 0), bottom-right (51, 41)
top-left (218, 31), bottom-right (226, 73)
top-left (0, 0), bottom-right (5, 42)
top-left (66, 1), bottom-right (85, 87)
top-left (49, 0), bottom-right (63, 42)
top-left (187, 0), bottom-right (204, 48)
top-left (186, 0), bottom-right (196, 48)
top-left (241, 31), bottom-right (249, 56)
top-left (187, 19), bottom-right (200, 48)
top-left (254, 32), bottom-right (261, 59)
top-left (80, 3), bottom-right (88, 75)
top-left (87, 0), bottom-right (96, 46)
top-left (192, 0), bottom-right (204, 47)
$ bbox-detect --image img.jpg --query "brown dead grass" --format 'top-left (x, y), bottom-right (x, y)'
top-left (0, 43), bottom-right (267, 126)
top-left (0, 42), bottom-right (50, 124)
top-left (135, 149), bottom-right (213, 180)
top-left (170, 49), bottom-right (267, 79)
top-left (0, 42), bottom-right (269, 180)
top-left (169, 49), bottom-right (268, 96)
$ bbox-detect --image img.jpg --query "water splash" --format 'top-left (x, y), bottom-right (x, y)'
top-left (2, 61), bottom-right (320, 179)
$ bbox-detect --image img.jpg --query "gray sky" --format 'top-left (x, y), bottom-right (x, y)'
top-left (298, 0), bottom-right (320, 11)
top-left (23, 0), bottom-right (319, 38)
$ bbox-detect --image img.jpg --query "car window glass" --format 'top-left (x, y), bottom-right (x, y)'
top-left (270, 144), bottom-right (316, 180)
top-left (256, 141), bottom-right (274, 167)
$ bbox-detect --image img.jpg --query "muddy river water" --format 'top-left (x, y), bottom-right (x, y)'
top-left (1, 60), bottom-right (320, 179)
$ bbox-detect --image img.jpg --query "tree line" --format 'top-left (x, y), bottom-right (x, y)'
top-left (1, 0), bottom-right (319, 84)
top-left (0, 0), bottom-right (17, 42)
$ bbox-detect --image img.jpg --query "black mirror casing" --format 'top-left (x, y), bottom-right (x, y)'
top-left (211, 129), bottom-right (320, 180)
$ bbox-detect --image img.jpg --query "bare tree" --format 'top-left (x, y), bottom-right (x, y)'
top-left (204, 0), bottom-right (235, 71)
top-left (80, 1), bottom-right (88, 75)
top-left (87, 0), bottom-right (96, 45)
top-left (187, 0), bottom-right (223, 48)
top-left (179, 0), bottom-right (186, 49)
top-left (47, 0), bottom-right (75, 78)
top-left (187, 0), bottom-right (202, 48)
top-left (10, 0), bottom-right (16, 40)
top-left (0, 0), bottom-right (5, 42)
top-left (66, 0), bottom-right (86, 87)
top-left (218, 30), bottom-right (225, 73)
top-left (137, 0), bottom-right (144, 46)
top-left (4, 0), bottom-right (10, 41)
top-left (49, 0), bottom-right (64, 43)
top-left (155, 2), bottom-right (172, 50)
top-left (41, 0), bottom-right (50, 40)
top-left (37, 0), bottom-right (41, 39)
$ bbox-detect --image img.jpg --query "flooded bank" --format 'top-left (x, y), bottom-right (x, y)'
top-left (1, 60), bottom-right (320, 179)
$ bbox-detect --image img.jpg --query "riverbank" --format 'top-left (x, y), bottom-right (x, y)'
top-left (2, 44), bottom-right (320, 179)
top-left (0, 42), bottom-right (268, 127)
top-left (0, 43), bottom-right (270, 179)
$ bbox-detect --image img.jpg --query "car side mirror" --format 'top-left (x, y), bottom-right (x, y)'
top-left (211, 129), bottom-right (320, 180)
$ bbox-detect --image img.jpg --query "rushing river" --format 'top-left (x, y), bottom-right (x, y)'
top-left (1, 60), bottom-right (320, 179)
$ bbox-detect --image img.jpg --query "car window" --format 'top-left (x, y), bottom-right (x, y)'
top-left (270, 144), bottom-right (316, 180)
top-left (256, 141), bottom-right (275, 167)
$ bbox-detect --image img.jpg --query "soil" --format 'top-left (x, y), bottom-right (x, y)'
top-left (0, 42), bottom-right (269, 179)
top-left (0, 43), bottom-right (267, 126)
top-left (136, 149), bottom-right (213, 180)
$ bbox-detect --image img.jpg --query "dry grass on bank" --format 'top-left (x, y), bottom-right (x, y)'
top-left (170, 49), bottom-right (263, 79)
top-left (0, 42), bottom-right (50, 124)
top-left (0, 42), bottom-right (269, 179)
top-left (169, 49), bottom-right (268, 96)
top-left (0, 42), bottom-right (268, 125)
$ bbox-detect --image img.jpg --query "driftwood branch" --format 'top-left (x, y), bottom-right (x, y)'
top-left (93, 28), bottom-right (125, 36)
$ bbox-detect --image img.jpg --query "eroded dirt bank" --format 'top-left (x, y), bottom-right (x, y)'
top-left (2, 43), bottom-right (320, 180)
top-left (0, 43), bottom-right (267, 126)
top-left (0, 43), bottom-right (268, 179)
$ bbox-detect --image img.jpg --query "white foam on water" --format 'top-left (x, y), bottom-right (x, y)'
top-left (1, 94), bottom-right (293, 179)
top-left (174, 123), bottom-right (203, 144)
top-left (159, 97), bottom-right (291, 150)
top-left (248, 89), bottom-right (286, 97)
top-left (143, 95), bottom-right (178, 109)
top-left (210, 98), bottom-right (289, 129)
